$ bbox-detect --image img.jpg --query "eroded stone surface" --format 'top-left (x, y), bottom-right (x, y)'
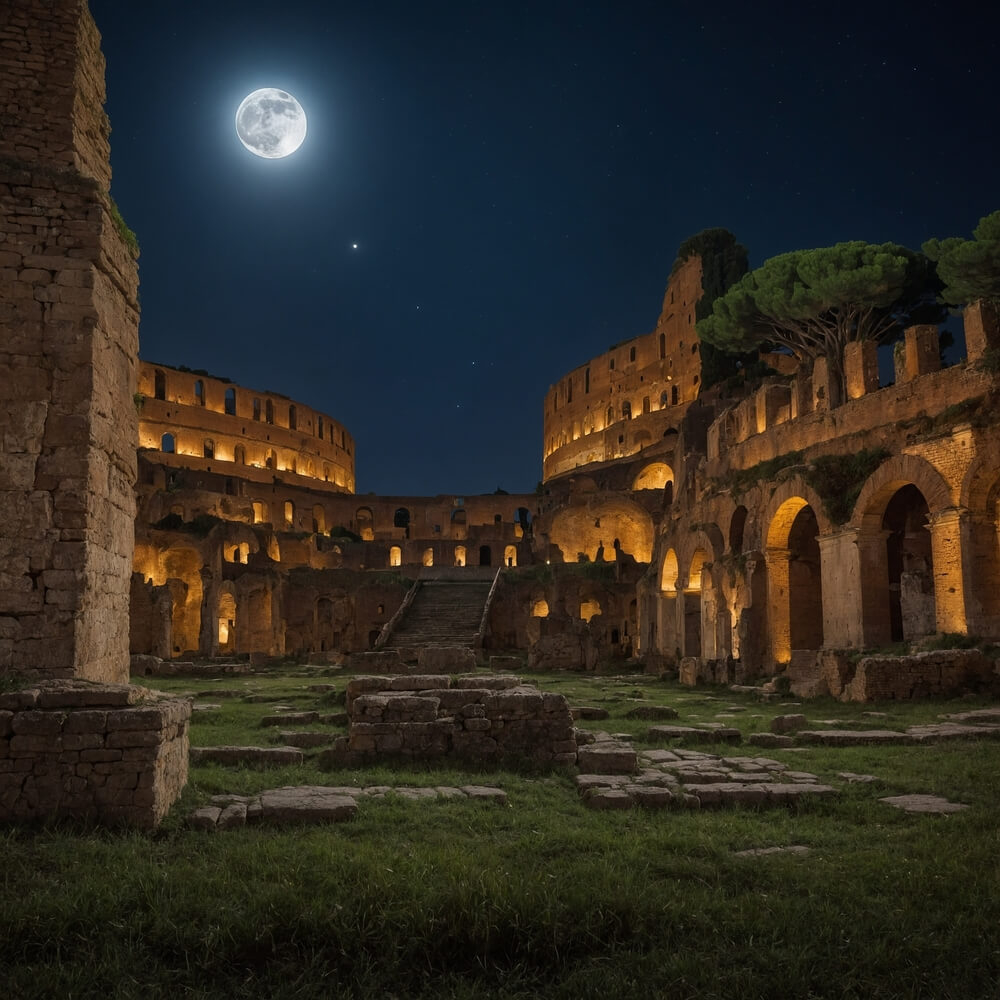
top-left (190, 745), bottom-right (304, 766)
top-left (879, 794), bottom-right (969, 815)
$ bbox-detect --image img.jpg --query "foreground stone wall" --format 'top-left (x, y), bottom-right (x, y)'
top-left (0, 680), bottom-right (191, 828)
top-left (323, 674), bottom-right (577, 766)
top-left (0, 0), bottom-right (139, 682)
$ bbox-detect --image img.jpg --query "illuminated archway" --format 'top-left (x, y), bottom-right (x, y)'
top-left (217, 589), bottom-right (236, 650)
top-left (454, 545), bottom-right (466, 567)
top-left (389, 546), bottom-right (401, 568)
top-left (504, 545), bottom-right (517, 567)
top-left (633, 462), bottom-right (674, 492)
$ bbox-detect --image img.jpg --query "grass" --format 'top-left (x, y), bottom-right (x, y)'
top-left (3, 665), bottom-right (1000, 997)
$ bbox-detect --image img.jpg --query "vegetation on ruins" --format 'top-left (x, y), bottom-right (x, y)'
top-left (4, 666), bottom-right (1000, 998)
top-left (671, 227), bottom-right (756, 389)
top-left (151, 512), bottom-right (223, 537)
top-left (716, 450), bottom-right (806, 497)
top-left (108, 197), bottom-right (139, 256)
top-left (697, 242), bottom-right (942, 407)
top-left (923, 209), bottom-right (1000, 306)
top-left (802, 448), bottom-right (891, 525)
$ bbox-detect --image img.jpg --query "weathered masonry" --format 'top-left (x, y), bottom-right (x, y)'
top-left (0, 0), bottom-right (189, 825)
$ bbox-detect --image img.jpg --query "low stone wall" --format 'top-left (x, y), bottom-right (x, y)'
top-left (0, 680), bottom-right (191, 828)
top-left (322, 673), bottom-right (577, 766)
top-left (787, 649), bottom-right (1000, 701)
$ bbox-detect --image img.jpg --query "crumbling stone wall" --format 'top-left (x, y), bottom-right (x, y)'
top-left (322, 674), bottom-right (577, 766)
top-left (1, 0), bottom-right (139, 682)
top-left (0, 680), bottom-right (190, 828)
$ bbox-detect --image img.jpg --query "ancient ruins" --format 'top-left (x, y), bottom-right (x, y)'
top-left (2, 0), bottom-right (999, 828)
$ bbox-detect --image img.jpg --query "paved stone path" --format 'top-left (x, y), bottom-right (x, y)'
top-left (188, 783), bottom-right (508, 830)
top-left (579, 747), bottom-right (835, 810)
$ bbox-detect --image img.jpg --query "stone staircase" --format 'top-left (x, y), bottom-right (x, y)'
top-left (385, 580), bottom-right (493, 649)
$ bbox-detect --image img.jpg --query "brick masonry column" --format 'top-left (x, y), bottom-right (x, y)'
top-left (963, 300), bottom-right (1000, 363)
top-left (844, 340), bottom-right (879, 399)
top-left (904, 325), bottom-right (941, 380)
top-left (0, 0), bottom-right (139, 682)
top-left (927, 507), bottom-right (970, 636)
top-left (817, 529), bottom-right (865, 649)
top-left (765, 546), bottom-right (792, 664)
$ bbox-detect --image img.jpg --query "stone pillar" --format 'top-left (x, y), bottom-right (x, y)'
top-left (928, 507), bottom-right (970, 636)
top-left (789, 375), bottom-right (812, 419)
top-left (844, 341), bottom-right (879, 399)
top-left (963, 300), bottom-right (1000, 363)
top-left (904, 325), bottom-right (941, 380)
top-left (0, 0), bottom-right (139, 682)
top-left (765, 547), bottom-right (791, 664)
top-left (818, 529), bottom-right (865, 649)
top-left (855, 527), bottom-right (893, 648)
top-left (811, 357), bottom-right (834, 411)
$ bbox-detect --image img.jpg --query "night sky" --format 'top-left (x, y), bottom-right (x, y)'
top-left (89, 0), bottom-right (999, 497)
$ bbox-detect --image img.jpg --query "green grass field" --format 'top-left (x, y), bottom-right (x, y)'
top-left (3, 666), bottom-right (999, 999)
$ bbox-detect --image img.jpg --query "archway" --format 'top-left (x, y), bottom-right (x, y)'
top-left (454, 545), bottom-right (466, 567)
top-left (389, 545), bottom-right (402, 568)
top-left (684, 549), bottom-right (707, 656)
top-left (504, 545), bottom-right (517, 567)
top-left (766, 498), bottom-right (823, 663)
top-left (479, 544), bottom-right (492, 567)
top-left (422, 548), bottom-right (434, 567)
top-left (217, 590), bottom-right (236, 651)
top-left (883, 485), bottom-right (935, 641)
top-left (356, 507), bottom-right (374, 541)
top-left (632, 462), bottom-right (674, 492)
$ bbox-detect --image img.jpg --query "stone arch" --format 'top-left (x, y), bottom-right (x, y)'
top-left (389, 545), bottom-right (402, 568)
top-left (217, 585), bottom-right (237, 651)
top-left (549, 497), bottom-right (654, 563)
top-left (633, 462), bottom-right (674, 492)
top-left (224, 387), bottom-right (236, 415)
top-left (283, 500), bottom-right (295, 528)
top-left (531, 595), bottom-right (549, 617)
top-left (852, 456), bottom-right (954, 644)
top-left (154, 545), bottom-right (203, 657)
top-left (356, 507), bottom-right (374, 541)
top-left (660, 548), bottom-right (679, 593)
top-left (729, 505), bottom-right (748, 553)
top-left (960, 457), bottom-right (1000, 635)
top-left (454, 545), bottom-right (466, 567)
top-left (160, 432), bottom-right (175, 453)
top-left (765, 495), bottom-right (824, 663)
top-left (394, 507), bottom-right (411, 537)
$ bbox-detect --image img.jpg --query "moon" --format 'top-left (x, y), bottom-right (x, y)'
top-left (235, 88), bottom-right (307, 159)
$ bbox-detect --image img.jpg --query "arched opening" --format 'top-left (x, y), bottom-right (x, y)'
top-left (394, 508), bottom-right (411, 538)
top-left (451, 508), bottom-right (467, 539)
top-left (504, 545), bottom-right (517, 567)
top-left (642, 396), bottom-right (650, 415)
top-left (217, 590), bottom-right (236, 650)
top-left (622, 401), bottom-right (632, 420)
top-left (234, 444), bottom-right (246, 465)
top-left (265, 448), bottom-right (276, 470)
top-left (479, 545), bottom-right (492, 567)
top-left (265, 399), bottom-right (274, 424)
top-left (317, 415), bottom-right (324, 439)
top-left (767, 498), bottom-right (823, 663)
top-left (883, 485), bottom-right (935, 641)
top-left (454, 545), bottom-right (466, 567)
top-left (224, 387), bottom-right (236, 415)
top-left (356, 507), bottom-right (374, 541)
top-left (729, 506), bottom-right (748, 553)
top-left (633, 463), bottom-right (673, 492)
top-left (671, 385), bottom-right (679, 405)
top-left (283, 500), bottom-right (295, 528)
top-left (516, 507), bottom-right (532, 537)
top-left (251, 501), bottom-right (268, 524)
top-left (245, 588), bottom-right (272, 653)
top-left (288, 405), bottom-right (297, 430)
top-left (422, 548), bottom-right (434, 567)
top-left (659, 333), bottom-right (666, 359)
top-left (684, 549), bottom-right (707, 656)
top-left (194, 379), bottom-right (205, 406)
top-left (580, 598), bottom-right (602, 622)
top-left (389, 546), bottom-right (402, 567)
top-left (660, 549), bottom-right (679, 593)
top-left (312, 505), bottom-right (326, 534)
top-left (532, 598), bottom-right (549, 617)
top-left (154, 370), bottom-right (166, 400)
top-left (160, 432), bottom-right (175, 453)
top-left (253, 398), bottom-right (261, 421)
top-left (203, 438), bottom-right (214, 459)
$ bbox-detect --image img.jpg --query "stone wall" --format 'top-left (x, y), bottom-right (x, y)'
top-left (1, 0), bottom-right (139, 682)
top-left (322, 674), bottom-right (577, 766)
top-left (0, 680), bottom-right (191, 828)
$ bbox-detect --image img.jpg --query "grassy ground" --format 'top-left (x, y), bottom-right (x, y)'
top-left (3, 665), bottom-right (999, 999)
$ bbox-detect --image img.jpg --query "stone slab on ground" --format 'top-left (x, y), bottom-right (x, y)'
top-left (260, 711), bottom-right (319, 727)
top-left (734, 845), bottom-right (810, 858)
top-left (771, 714), bottom-right (807, 734)
top-left (647, 724), bottom-right (742, 745)
top-left (796, 729), bottom-right (912, 746)
top-left (190, 745), bottom-right (304, 766)
top-left (572, 706), bottom-right (610, 720)
top-left (838, 772), bottom-right (881, 784)
top-left (906, 722), bottom-right (1000, 742)
top-left (944, 707), bottom-right (1000, 723)
top-left (748, 733), bottom-right (794, 748)
top-left (276, 730), bottom-right (338, 748)
top-left (879, 794), bottom-right (969, 815)
top-left (625, 705), bottom-right (679, 721)
top-left (576, 745), bottom-right (637, 774)
top-left (187, 783), bottom-right (508, 829)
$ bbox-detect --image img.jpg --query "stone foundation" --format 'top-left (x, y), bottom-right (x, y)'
top-left (321, 673), bottom-right (577, 766)
top-left (0, 680), bottom-right (191, 828)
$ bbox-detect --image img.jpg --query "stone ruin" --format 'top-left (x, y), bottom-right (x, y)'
top-left (0, 0), bottom-right (190, 827)
top-left (320, 674), bottom-right (578, 767)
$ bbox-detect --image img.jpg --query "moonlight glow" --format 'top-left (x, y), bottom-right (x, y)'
top-left (235, 88), bottom-right (307, 158)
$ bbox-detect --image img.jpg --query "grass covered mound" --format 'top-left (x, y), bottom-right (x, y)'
top-left (3, 665), bottom-right (999, 999)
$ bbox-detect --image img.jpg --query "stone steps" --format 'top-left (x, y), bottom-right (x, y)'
top-left (387, 581), bottom-right (493, 649)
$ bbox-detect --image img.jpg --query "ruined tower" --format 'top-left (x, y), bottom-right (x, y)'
top-left (0, 0), bottom-right (140, 683)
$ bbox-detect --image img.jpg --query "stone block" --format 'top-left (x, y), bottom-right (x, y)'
top-left (416, 647), bottom-right (477, 672)
top-left (770, 714), bottom-right (807, 734)
top-left (576, 745), bottom-right (637, 774)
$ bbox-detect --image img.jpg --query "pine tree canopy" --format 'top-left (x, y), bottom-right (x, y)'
top-left (923, 209), bottom-right (1000, 306)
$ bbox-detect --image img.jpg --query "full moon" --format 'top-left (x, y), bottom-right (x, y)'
top-left (235, 88), bottom-right (307, 159)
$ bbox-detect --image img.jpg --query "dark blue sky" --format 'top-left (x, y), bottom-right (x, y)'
top-left (90, 0), bottom-right (999, 496)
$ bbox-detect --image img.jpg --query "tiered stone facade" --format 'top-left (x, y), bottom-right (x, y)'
top-left (0, 680), bottom-right (191, 828)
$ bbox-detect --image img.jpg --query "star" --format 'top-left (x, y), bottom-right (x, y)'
top-left (351, 243), bottom-right (358, 250)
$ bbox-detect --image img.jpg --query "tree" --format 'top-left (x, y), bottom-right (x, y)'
top-left (697, 241), bottom-right (938, 407)
top-left (923, 210), bottom-right (1000, 306)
